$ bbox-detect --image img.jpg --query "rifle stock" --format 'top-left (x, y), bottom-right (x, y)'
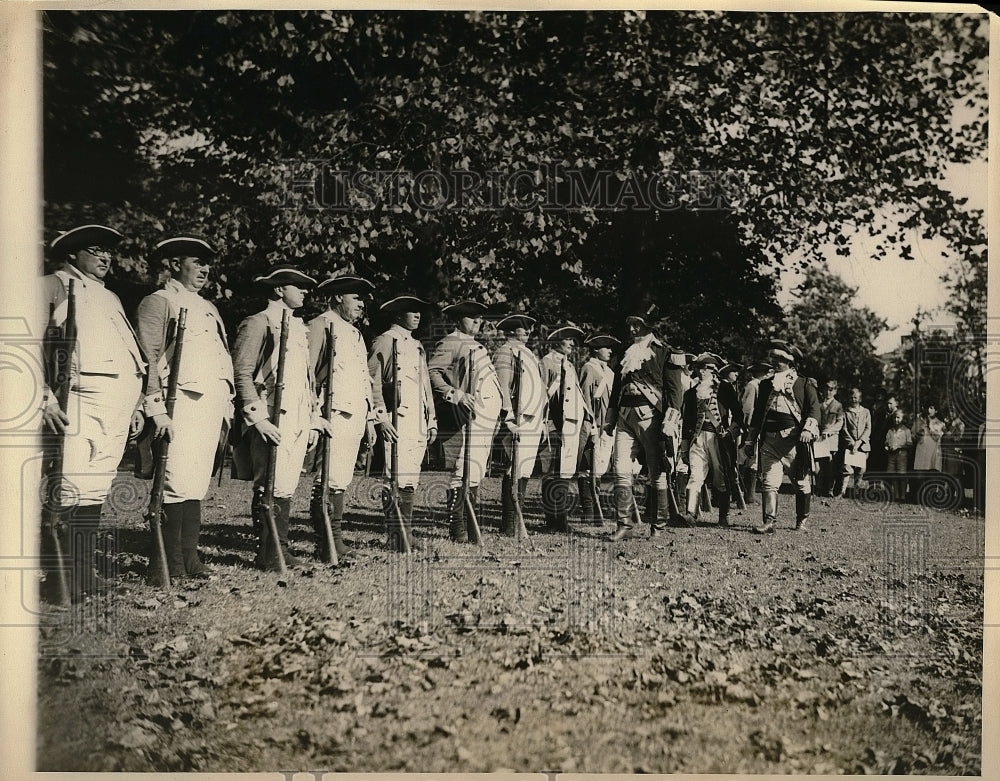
top-left (319, 324), bottom-right (338, 565)
top-left (145, 307), bottom-right (188, 588)
top-left (41, 282), bottom-right (77, 606)
top-left (260, 310), bottom-right (290, 575)
top-left (511, 352), bottom-right (531, 543)
top-left (463, 348), bottom-right (483, 546)
top-left (389, 339), bottom-right (410, 553)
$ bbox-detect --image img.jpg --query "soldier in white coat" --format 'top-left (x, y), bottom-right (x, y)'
top-left (41, 224), bottom-right (146, 601)
top-left (231, 265), bottom-right (330, 571)
top-left (577, 334), bottom-right (619, 523)
top-left (539, 324), bottom-right (591, 531)
top-left (368, 295), bottom-right (438, 551)
top-left (307, 274), bottom-right (378, 561)
top-left (492, 314), bottom-right (547, 536)
top-left (135, 236), bottom-right (234, 583)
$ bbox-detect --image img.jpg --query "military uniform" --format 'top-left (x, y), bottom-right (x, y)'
top-left (135, 237), bottom-right (234, 582)
top-left (746, 340), bottom-right (820, 532)
top-left (369, 296), bottom-right (437, 550)
top-left (736, 362), bottom-right (772, 504)
top-left (576, 334), bottom-right (619, 523)
top-left (492, 314), bottom-right (547, 536)
top-left (606, 314), bottom-right (685, 539)
top-left (428, 300), bottom-right (506, 542)
top-left (40, 225), bottom-right (146, 601)
top-left (231, 265), bottom-right (321, 569)
top-left (538, 324), bottom-right (590, 531)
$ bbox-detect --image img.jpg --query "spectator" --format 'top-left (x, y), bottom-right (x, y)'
top-left (940, 407), bottom-right (967, 487)
top-left (836, 387), bottom-right (871, 498)
top-left (869, 392), bottom-right (898, 474)
top-left (912, 402), bottom-right (944, 471)
top-left (884, 408), bottom-right (912, 502)
top-left (814, 379), bottom-right (844, 496)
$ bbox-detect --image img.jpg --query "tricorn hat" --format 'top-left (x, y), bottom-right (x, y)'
top-left (747, 361), bottom-right (773, 375)
top-left (379, 295), bottom-right (431, 314)
top-left (50, 224), bottom-right (124, 255)
top-left (253, 264), bottom-right (317, 288)
top-left (150, 236), bottom-right (216, 262)
top-left (496, 314), bottom-right (537, 332)
top-left (720, 362), bottom-right (743, 376)
top-left (768, 339), bottom-right (801, 364)
top-left (585, 334), bottom-right (621, 349)
top-left (691, 352), bottom-right (722, 370)
top-left (316, 274), bottom-right (375, 295)
top-left (547, 323), bottom-right (585, 342)
top-left (442, 300), bottom-right (488, 318)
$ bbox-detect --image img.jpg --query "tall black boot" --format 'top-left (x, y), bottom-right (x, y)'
top-left (644, 488), bottom-right (659, 535)
top-left (448, 488), bottom-right (468, 543)
top-left (755, 490), bottom-right (778, 533)
top-left (69, 503), bottom-right (104, 599)
top-left (795, 492), bottom-right (811, 530)
top-left (541, 475), bottom-right (556, 528)
top-left (652, 488), bottom-right (672, 534)
top-left (148, 501), bottom-right (185, 585)
top-left (330, 490), bottom-right (355, 559)
top-left (399, 486), bottom-right (422, 551)
top-left (500, 475), bottom-right (516, 536)
top-left (274, 497), bottom-right (302, 566)
top-left (742, 467), bottom-right (757, 505)
top-left (251, 486), bottom-right (266, 567)
top-left (717, 491), bottom-right (731, 527)
top-left (609, 485), bottom-right (636, 541)
top-left (577, 476), bottom-right (595, 523)
top-left (180, 500), bottom-right (211, 578)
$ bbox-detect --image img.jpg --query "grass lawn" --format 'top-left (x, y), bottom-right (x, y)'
top-left (36, 468), bottom-right (983, 774)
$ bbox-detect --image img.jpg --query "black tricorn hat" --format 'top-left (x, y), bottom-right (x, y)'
top-left (496, 314), bottom-right (537, 331)
top-left (316, 274), bottom-right (375, 295)
top-left (50, 224), bottom-right (124, 255)
top-left (379, 295), bottom-right (431, 314)
top-left (585, 334), bottom-right (621, 349)
top-left (442, 300), bottom-right (488, 318)
top-left (150, 236), bottom-right (216, 262)
top-left (720, 362), bottom-right (743, 376)
top-left (253, 264), bottom-right (317, 288)
top-left (547, 323), bottom-right (585, 342)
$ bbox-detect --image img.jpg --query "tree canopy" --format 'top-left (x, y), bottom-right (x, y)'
top-left (42, 10), bottom-right (988, 360)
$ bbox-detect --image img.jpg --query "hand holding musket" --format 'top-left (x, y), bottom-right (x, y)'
top-left (463, 349), bottom-right (483, 547)
top-left (388, 338), bottom-right (410, 554)
top-left (317, 323), bottom-right (339, 565)
top-left (40, 280), bottom-right (77, 606)
top-left (144, 307), bottom-right (188, 589)
top-left (259, 310), bottom-right (290, 575)
top-left (717, 429), bottom-right (747, 511)
top-left (510, 352), bottom-right (532, 544)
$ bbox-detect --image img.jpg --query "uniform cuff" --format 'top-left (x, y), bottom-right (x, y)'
top-left (803, 418), bottom-right (820, 437)
top-left (243, 400), bottom-right (268, 426)
top-left (144, 393), bottom-right (168, 417)
top-left (445, 388), bottom-right (459, 404)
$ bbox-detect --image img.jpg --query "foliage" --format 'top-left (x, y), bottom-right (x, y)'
top-left (42, 10), bottom-right (988, 349)
top-left (783, 266), bottom-right (887, 393)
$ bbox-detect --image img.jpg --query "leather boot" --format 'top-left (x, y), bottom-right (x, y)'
top-left (275, 497), bottom-right (303, 566)
top-left (652, 488), bottom-right (672, 534)
top-left (467, 486), bottom-right (483, 543)
top-left (252, 486), bottom-right (266, 567)
top-left (40, 508), bottom-right (71, 603)
top-left (500, 475), bottom-right (516, 536)
top-left (181, 500), bottom-right (211, 578)
top-left (148, 502), bottom-right (184, 586)
top-left (399, 486), bottom-right (422, 551)
top-left (717, 491), bottom-right (731, 527)
top-left (795, 492), bottom-right (811, 530)
top-left (609, 485), bottom-right (636, 541)
top-left (330, 490), bottom-right (355, 559)
top-left (755, 489), bottom-right (778, 533)
top-left (742, 467), bottom-right (757, 504)
top-left (69, 503), bottom-right (103, 600)
top-left (259, 498), bottom-right (285, 572)
top-left (674, 486), bottom-right (698, 527)
top-left (541, 475), bottom-right (557, 528)
top-left (577, 476), bottom-right (595, 523)
top-left (447, 488), bottom-right (467, 542)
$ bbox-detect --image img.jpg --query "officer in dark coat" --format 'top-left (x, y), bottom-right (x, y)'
top-left (745, 340), bottom-right (821, 533)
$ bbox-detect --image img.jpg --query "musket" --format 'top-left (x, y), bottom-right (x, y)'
top-left (259, 309), bottom-right (290, 575)
top-left (463, 348), bottom-right (483, 546)
top-left (718, 430), bottom-right (747, 511)
top-left (41, 282), bottom-right (76, 606)
top-left (510, 352), bottom-right (532, 544)
top-left (144, 308), bottom-right (188, 587)
top-left (590, 426), bottom-right (605, 524)
top-left (317, 323), bottom-right (339, 566)
top-left (388, 338), bottom-right (410, 553)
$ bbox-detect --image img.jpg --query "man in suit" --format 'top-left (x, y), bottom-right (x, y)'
top-left (577, 334), bottom-right (619, 523)
top-left (230, 264), bottom-right (331, 571)
top-left (308, 274), bottom-right (379, 560)
top-left (368, 295), bottom-right (437, 551)
top-left (135, 236), bottom-right (234, 583)
top-left (745, 340), bottom-right (821, 533)
top-left (679, 354), bottom-right (743, 526)
top-left (813, 379), bottom-right (845, 496)
top-left (492, 313), bottom-right (546, 536)
top-left (836, 387), bottom-right (872, 498)
top-left (539, 324), bottom-right (591, 531)
top-left (604, 309), bottom-right (685, 540)
top-left (428, 300), bottom-right (509, 542)
top-left (41, 224), bottom-right (147, 602)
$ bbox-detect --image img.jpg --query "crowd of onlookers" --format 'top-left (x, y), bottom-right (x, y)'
top-left (811, 382), bottom-right (982, 509)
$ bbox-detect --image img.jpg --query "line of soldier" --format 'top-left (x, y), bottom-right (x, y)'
top-left (39, 224), bottom-right (822, 603)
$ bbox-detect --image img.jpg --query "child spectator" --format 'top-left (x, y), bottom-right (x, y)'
top-left (885, 408), bottom-right (912, 502)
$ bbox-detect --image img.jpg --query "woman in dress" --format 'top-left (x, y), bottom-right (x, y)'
top-left (912, 402), bottom-right (945, 471)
